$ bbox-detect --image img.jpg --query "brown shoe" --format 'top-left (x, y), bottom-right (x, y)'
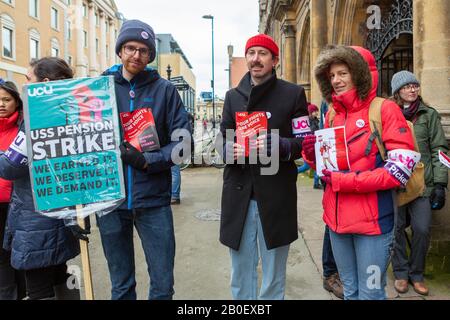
top-left (412, 281), bottom-right (429, 296)
top-left (323, 273), bottom-right (344, 299)
top-left (394, 279), bottom-right (409, 294)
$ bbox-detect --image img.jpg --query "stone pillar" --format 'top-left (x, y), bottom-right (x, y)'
top-left (100, 12), bottom-right (107, 72)
top-left (109, 20), bottom-right (116, 66)
top-left (414, 0), bottom-right (450, 244)
top-left (414, 0), bottom-right (450, 133)
top-left (310, 0), bottom-right (328, 107)
top-left (75, 0), bottom-right (86, 77)
top-left (282, 24), bottom-right (297, 83)
top-left (88, 2), bottom-right (98, 76)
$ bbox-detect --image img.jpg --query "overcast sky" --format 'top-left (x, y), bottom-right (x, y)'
top-left (114, 0), bottom-right (259, 98)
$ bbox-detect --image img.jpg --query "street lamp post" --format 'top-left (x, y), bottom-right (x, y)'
top-left (202, 14), bottom-right (215, 129)
top-left (227, 44), bottom-right (234, 90)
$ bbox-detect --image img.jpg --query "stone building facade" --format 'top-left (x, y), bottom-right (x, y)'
top-left (259, 0), bottom-right (450, 256)
top-left (259, 0), bottom-right (449, 137)
top-left (0, 0), bottom-right (122, 87)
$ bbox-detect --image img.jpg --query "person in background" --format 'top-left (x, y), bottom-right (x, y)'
top-left (171, 113), bottom-right (195, 205)
top-left (390, 71), bottom-right (449, 296)
top-left (296, 103), bottom-right (322, 189)
top-left (0, 80), bottom-right (26, 300)
top-left (0, 58), bottom-right (84, 300)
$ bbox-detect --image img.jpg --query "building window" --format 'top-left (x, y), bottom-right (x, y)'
top-left (2, 0), bottom-right (14, 6)
top-left (96, 38), bottom-right (99, 53)
top-left (51, 38), bottom-right (59, 57)
top-left (29, 0), bottom-right (39, 18)
top-left (68, 55), bottom-right (73, 66)
top-left (106, 44), bottom-right (109, 58)
top-left (95, 13), bottom-right (99, 26)
top-left (66, 21), bottom-right (71, 40)
top-left (30, 38), bottom-right (39, 59)
top-left (51, 7), bottom-right (58, 30)
top-left (82, 3), bottom-right (87, 18)
top-left (1, 14), bottom-right (15, 60)
top-left (83, 30), bottom-right (87, 48)
top-left (29, 29), bottom-right (40, 60)
top-left (2, 27), bottom-right (13, 58)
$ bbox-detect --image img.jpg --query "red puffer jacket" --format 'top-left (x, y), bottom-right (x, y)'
top-left (0, 111), bottom-right (19, 203)
top-left (315, 46), bottom-right (415, 235)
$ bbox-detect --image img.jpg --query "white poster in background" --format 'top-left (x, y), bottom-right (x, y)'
top-left (439, 150), bottom-right (450, 169)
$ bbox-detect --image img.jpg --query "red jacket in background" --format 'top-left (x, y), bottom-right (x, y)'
top-left (0, 111), bottom-right (19, 203)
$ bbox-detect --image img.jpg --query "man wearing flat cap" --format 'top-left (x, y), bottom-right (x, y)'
top-left (99, 19), bottom-right (190, 300)
top-left (219, 34), bottom-right (309, 299)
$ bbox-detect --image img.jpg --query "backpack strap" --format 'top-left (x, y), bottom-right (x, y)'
top-left (367, 97), bottom-right (387, 160)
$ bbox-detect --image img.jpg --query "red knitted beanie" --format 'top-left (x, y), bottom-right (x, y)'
top-left (245, 34), bottom-right (279, 57)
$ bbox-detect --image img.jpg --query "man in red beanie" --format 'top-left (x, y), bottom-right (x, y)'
top-left (219, 34), bottom-right (309, 300)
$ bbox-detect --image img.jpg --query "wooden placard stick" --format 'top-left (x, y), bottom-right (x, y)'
top-left (76, 205), bottom-right (94, 300)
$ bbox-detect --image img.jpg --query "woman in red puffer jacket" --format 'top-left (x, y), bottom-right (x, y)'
top-left (302, 46), bottom-right (417, 300)
top-left (0, 79), bottom-right (25, 300)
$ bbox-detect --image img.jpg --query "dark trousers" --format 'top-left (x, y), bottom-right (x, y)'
top-left (24, 263), bottom-right (69, 300)
top-left (0, 203), bottom-right (26, 300)
top-left (322, 226), bottom-right (338, 278)
top-left (392, 197), bottom-right (432, 282)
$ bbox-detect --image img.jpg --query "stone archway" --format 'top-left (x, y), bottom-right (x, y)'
top-left (366, 0), bottom-right (413, 95)
top-left (297, 13), bottom-right (310, 98)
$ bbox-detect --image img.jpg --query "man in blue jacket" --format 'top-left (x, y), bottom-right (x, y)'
top-left (99, 19), bottom-right (190, 300)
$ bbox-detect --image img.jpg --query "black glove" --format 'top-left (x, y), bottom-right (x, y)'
top-left (120, 141), bottom-right (147, 171)
top-left (430, 184), bottom-right (446, 210)
top-left (264, 133), bottom-right (291, 159)
top-left (64, 217), bottom-right (91, 242)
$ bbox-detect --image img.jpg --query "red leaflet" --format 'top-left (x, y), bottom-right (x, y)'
top-left (235, 112), bottom-right (268, 157)
top-left (120, 108), bottom-right (160, 152)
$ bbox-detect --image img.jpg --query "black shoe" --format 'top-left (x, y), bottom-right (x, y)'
top-left (313, 184), bottom-right (323, 190)
top-left (171, 198), bottom-right (181, 205)
top-left (323, 273), bottom-right (344, 299)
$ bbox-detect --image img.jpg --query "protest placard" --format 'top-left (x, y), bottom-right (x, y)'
top-left (439, 150), bottom-right (450, 169)
top-left (23, 76), bottom-right (125, 219)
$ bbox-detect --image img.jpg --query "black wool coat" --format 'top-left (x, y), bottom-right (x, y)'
top-left (219, 71), bottom-right (308, 250)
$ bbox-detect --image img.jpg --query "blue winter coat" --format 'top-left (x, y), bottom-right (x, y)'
top-left (0, 123), bottom-right (80, 270)
top-left (102, 65), bottom-right (190, 210)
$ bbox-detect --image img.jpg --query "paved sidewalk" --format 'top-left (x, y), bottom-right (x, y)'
top-left (73, 167), bottom-right (330, 300)
top-left (296, 173), bottom-right (450, 300)
top-left (71, 168), bottom-right (448, 300)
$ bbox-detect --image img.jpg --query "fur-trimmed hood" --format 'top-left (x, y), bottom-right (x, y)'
top-left (314, 45), bottom-right (377, 104)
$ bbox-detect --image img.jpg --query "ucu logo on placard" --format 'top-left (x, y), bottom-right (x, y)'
top-left (28, 86), bottom-right (54, 97)
top-left (292, 116), bottom-right (311, 134)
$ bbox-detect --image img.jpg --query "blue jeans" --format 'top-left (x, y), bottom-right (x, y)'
top-left (329, 230), bottom-right (393, 300)
top-left (230, 200), bottom-right (290, 300)
top-left (297, 162), bottom-right (310, 173)
top-left (171, 165), bottom-right (181, 200)
top-left (322, 226), bottom-right (338, 278)
top-left (96, 207), bottom-right (175, 300)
